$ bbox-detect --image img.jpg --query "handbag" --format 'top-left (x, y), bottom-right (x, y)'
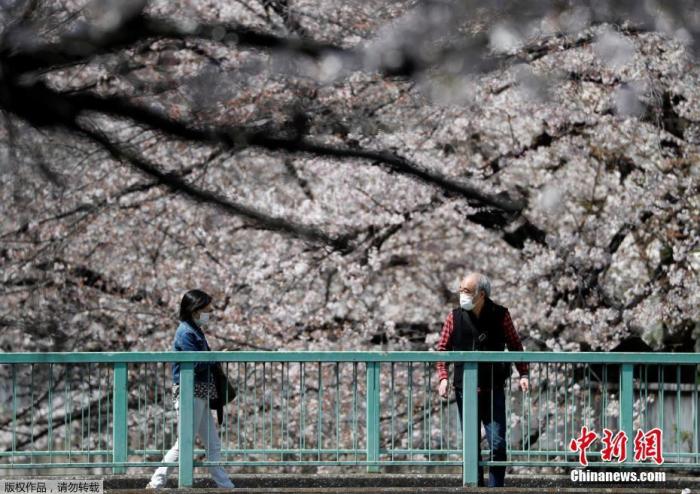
top-left (210, 363), bottom-right (236, 424)
top-left (209, 362), bottom-right (236, 409)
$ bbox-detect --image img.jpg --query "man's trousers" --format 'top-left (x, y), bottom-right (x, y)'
top-left (455, 387), bottom-right (507, 488)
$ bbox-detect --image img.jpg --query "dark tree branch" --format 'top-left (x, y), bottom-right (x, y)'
top-left (75, 123), bottom-right (353, 251)
top-left (0, 77), bottom-right (531, 243)
top-left (284, 158), bottom-right (314, 200)
top-left (0, 150), bottom-right (224, 240)
top-left (1, 14), bottom-right (346, 75)
top-left (0, 2), bottom-right (550, 250)
top-left (57, 85), bottom-right (525, 212)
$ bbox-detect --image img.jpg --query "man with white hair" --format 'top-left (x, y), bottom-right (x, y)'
top-left (436, 272), bottom-right (529, 488)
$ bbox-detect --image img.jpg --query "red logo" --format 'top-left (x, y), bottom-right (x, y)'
top-left (601, 428), bottom-right (627, 462)
top-left (570, 427), bottom-right (664, 465)
top-left (569, 426), bottom-right (598, 466)
top-left (633, 428), bottom-right (664, 465)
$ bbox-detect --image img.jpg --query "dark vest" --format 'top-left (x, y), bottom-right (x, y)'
top-left (449, 298), bottom-right (510, 389)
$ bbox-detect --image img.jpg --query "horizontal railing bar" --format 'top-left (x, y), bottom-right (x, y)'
top-left (195, 461), bottom-right (461, 466)
top-left (194, 460), bottom-right (700, 468)
top-left (3, 449), bottom-right (696, 460)
top-left (0, 462), bottom-right (178, 469)
top-left (0, 451), bottom-right (113, 457)
top-left (2, 460), bottom-right (698, 469)
top-left (507, 451), bottom-right (700, 459)
top-left (140, 449), bottom-right (364, 456)
top-left (482, 461), bottom-right (700, 468)
top-left (0, 461), bottom-right (464, 468)
top-left (1, 351), bottom-right (699, 364)
top-left (207, 449), bottom-right (478, 456)
top-left (381, 450), bottom-right (700, 459)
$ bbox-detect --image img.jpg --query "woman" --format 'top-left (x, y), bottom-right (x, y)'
top-left (147, 289), bottom-right (234, 489)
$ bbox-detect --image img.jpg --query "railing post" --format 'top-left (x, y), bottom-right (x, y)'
top-left (178, 362), bottom-right (195, 488)
top-left (462, 361), bottom-right (479, 487)
top-left (620, 363), bottom-right (634, 462)
top-left (112, 362), bottom-right (128, 474)
top-left (366, 361), bottom-right (380, 473)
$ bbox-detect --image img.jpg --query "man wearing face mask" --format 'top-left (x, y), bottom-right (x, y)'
top-left (436, 272), bottom-right (529, 488)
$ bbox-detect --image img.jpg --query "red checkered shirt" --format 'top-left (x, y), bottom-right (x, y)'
top-left (436, 308), bottom-right (528, 384)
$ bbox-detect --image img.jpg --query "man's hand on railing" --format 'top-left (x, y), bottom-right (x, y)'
top-left (519, 376), bottom-right (529, 392)
top-left (438, 378), bottom-right (449, 400)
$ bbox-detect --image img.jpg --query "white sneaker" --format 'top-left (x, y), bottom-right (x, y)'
top-left (145, 482), bottom-right (162, 489)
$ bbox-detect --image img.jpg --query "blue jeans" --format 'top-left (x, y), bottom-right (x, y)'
top-left (455, 387), bottom-right (507, 487)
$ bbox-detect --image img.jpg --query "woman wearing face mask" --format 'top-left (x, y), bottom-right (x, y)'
top-left (147, 289), bottom-right (234, 489)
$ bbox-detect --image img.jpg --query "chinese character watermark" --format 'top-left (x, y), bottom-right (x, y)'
top-left (569, 427), bottom-right (664, 466)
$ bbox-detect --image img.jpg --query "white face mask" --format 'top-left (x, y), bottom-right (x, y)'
top-left (459, 292), bottom-right (475, 311)
top-left (196, 312), bottom-right (210, 325)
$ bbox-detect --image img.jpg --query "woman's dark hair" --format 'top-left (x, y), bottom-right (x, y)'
top-left (179, 289), bottom-right (212, 322)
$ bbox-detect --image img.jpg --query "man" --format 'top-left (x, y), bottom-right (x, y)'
top-left (436, 272), bottom-right (529, 488)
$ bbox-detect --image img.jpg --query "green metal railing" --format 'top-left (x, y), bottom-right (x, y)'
top-left (0, 352), bottom-right (698, 486)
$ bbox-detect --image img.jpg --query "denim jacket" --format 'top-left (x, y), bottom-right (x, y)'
top-left (171, 320), bottom-right (215, 385)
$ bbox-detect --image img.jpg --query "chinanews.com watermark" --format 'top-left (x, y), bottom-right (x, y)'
top-left (569, 426), bottom-right (667, 483)
top-left (570, 469), bottom-right (666, 483)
